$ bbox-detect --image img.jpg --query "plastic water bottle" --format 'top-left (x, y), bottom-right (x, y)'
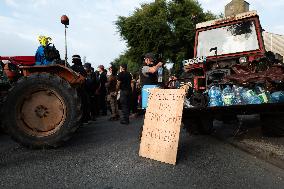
top-left (255, 86), bottom-right (270, 103)
top-left (241, 88), bottom-right (262, 105)
top-left (158, 67), bottom-right (163, 83)
top-left (222, 85), bottom-right (235, 106)
top-left (232, 85), bottom-right (244, 105)
top-left (208, 86), bottom-right (223, 107)
top-left (271, 91), bottom-right (284, 103)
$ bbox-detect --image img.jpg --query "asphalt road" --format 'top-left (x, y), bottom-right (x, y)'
top-left (0, 116), bottom-right (284, 189)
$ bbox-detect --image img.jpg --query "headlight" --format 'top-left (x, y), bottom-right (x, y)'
top-left (239, 57), bottom-right (247, 64)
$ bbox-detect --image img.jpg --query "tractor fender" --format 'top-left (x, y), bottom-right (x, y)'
top-left (19, 64), bottom-right (85, 86)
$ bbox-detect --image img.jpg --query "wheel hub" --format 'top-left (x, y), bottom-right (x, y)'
top-left (34, 105), bottom-right (49, 118)
top-left (18, 89), bottom-right (66, 136)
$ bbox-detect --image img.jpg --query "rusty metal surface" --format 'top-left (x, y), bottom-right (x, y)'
top-left (20, 64), bottom-right (85, 85)
top-left (18, 88), bottom-right (66, 137)
top-left (196, 11), bottom-right (258, 29)
top-left (224, 65), bottom-right (284, 85)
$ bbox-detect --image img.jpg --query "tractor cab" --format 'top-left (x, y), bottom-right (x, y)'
top-left (195, 11), bottom-right (265, 63)
top-left (183, 11), bottom-right (266, 91)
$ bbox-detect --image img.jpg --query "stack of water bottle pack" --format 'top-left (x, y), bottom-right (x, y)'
top-left (208, 85), bottom-right (284, 107)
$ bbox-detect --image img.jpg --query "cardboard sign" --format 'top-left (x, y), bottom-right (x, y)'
top-left (139, 89), bottom-right (186, 165)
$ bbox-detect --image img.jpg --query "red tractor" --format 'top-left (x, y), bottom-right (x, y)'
top-left (180, 11), bottom-right (284, 136)
top-left (0, 56), bottom-right (85, 148)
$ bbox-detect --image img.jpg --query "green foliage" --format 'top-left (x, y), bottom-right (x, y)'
top-left (113, 51), bottom-right (140, 74)
top-left (114, 0), bottom-right (216, 76)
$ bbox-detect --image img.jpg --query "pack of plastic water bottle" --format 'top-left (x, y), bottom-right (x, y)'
top-left (240, 88), bottom-right (262, 105)
top-left (208, 86), bottom-right (223, 107)
top-left (222, 85), bottom-right (235, 106)
top-left (207, 85), bottom-right (284, 107)
top-left (232, 85), bottom-right (244, 105)
top-left (271, 91), bottom-right (284, 103)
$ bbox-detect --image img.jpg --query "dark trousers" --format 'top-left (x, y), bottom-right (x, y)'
top-left (89, 96), bottom-right (96, 119)
top-left (130, 93), bottom-right (138, 114)
top-left (120, 90), bottom-right (131, 122)
top-left (99, 93), bottom-right (107, 115)
top-left (94, 94), bottom-right (100, 116)
top-left (78, 88), bottom-right (91, 122)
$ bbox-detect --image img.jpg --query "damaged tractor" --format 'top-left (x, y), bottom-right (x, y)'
top-left (179, 11), bottom-right (284, 136)
top-left (0, 56), bottom-right (85, 148)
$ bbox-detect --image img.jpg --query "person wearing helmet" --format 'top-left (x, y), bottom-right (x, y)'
top-left (71, 55), bottom-right (87, 77)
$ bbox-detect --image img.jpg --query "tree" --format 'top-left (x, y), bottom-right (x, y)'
top-left (114, 0), bottom-right (216, 76)
top-left (113, 51), bottom-right (140, 74)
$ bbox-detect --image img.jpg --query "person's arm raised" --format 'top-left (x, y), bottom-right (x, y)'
top-left (148, 62), bottom-right (163, 73)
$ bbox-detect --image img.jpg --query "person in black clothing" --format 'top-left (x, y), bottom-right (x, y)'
top-left (140, 53), bottom-right (163, 86)
top-left (71, 55), bottom-right (87, 77)
top-left (96, 65), bottom-right (108, 116)
top-left (116, 63), bottom-right (132, 125)
top-left (84, 63), bottom-right (98, 121)
top-left (71, 55), bottom-right (90, 123)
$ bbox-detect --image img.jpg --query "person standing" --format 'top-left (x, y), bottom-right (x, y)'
top-left (84, 63), bottom-right (97, 121)
top-left (71, 55), bottom-right (90, 123)
top-left (140, 53), bottom-right (163, 109)
top-left (140, 53), bottom-right (163, 86)
top-left (106, 64), bottom-right (119, 121)
top-left (96, 65), bottom-right (108, 116)
top-left (116, 64), bottom-right (132, 125)
top-left (71, 55), bottom-right (87, 77)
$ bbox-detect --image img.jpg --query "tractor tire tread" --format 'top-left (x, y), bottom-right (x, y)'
top-left (3, 73), bottom-right (82, 149)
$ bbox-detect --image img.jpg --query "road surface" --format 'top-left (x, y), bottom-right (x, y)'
top-left (0, 116), bottom-right (283, 188)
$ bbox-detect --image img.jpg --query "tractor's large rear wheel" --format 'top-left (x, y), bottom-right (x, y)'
top-left (3, 74), bottom-right (82, 148)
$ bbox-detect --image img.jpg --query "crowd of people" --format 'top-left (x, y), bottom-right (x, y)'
top-left (70, 55), bottom-right (142, 125)
top-left (34, 36), bottom-right (163, 125)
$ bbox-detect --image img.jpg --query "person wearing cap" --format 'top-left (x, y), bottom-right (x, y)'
top-left (116, 63), bottom-right (132, 124)
top-left (71, 55), bottom-right (87, 77)
top-left (106, 64), bottom-right (119, 121)
top-left (95, 65), bottom-right (108, 116)
top-left (140, 53), bottom-right (163, 86)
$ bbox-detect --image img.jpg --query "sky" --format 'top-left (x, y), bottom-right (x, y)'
top-left (0, 0), bottom-right (283, 67)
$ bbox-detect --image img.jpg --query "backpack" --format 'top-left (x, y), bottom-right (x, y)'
top-left (44, 44), bottom-right (60, 61)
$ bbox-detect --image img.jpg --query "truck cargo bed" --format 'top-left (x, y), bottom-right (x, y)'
top-left (183, 103), bottom-right (284, 117)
